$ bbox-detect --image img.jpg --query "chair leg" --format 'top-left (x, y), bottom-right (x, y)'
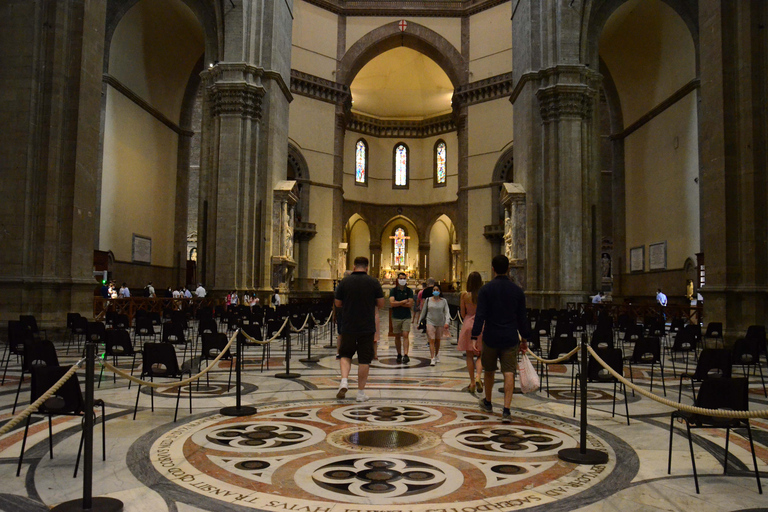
top-left (12, 370), bottom-right (25, 414)
top-left (48, 415), bottom-right (54, 459)
top-left (174, 383), bottom-right (182, 423)
top-left (74, 428), bottom-right (84, 478)
top-left (759, 364), bottom-right (767, 398)
top-left (659, 360), bottom-right (667, 396)
top-left (746, 424), bottom-right (763, 494)
top-left (16, 416), bottom-right (32, 477)
top-left (1, 349), bottom-right (13, 386)
top-left (101, 403), bottom-right (106, 461)
top-left (623, 382), bottom-right (630, 425)
top-left (133, 382), bottom-right (142, 420)
top-left (723, 427), bottom-right (730, 475)
top-left (611, 381), bottom-right (617, 418)
top-left (188, 378), bottom-right (192, 414)
top-left (686, 422), bottom-right (700, 494)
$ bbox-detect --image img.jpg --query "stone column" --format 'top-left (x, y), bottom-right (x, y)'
top-left (198, 0), bottom-right (293, 295)
top-left (0, 0), bottom-right (107, 324)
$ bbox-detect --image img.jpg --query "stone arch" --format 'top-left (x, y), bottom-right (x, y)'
top-left (491, 144), bottom-right (515, 224)
top-left (581, 0), bottom-right (698, 70)
top-left (287, 142), bottom-right (310, 222)
top-left (337, 21), bottom-right (466, 88)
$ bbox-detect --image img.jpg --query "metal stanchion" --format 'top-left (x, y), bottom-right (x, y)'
top-left (52, 343), bottom-right (123, 512)
top-left (220, 331), bottom-right (256, 417)
top-left (558, 340), bottom-right (609, 465)
top-left (323, 310), bottom-right (336, 349)
top-left (300, 316), bottom-right (319, 363)
top-left (275, 330), bottom-right (300, 379)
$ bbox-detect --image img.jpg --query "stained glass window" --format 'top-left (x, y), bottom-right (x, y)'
top-left (355, 139), bottom-right (367, 184)
top-left (394, 227), bottom-right (406, 267)
top-left (394, 143), bottom-right (408, 187)
top-left (435, 141), bottom-right (446, 185)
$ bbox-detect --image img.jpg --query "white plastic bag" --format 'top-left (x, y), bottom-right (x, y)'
top-left (518, 353), bottom-right (540, 394)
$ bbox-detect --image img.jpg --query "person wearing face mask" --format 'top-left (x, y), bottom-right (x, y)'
top-left (418, 284), bottom-right (451, 366)
top-left (389, 272), bottom-right (414, 364)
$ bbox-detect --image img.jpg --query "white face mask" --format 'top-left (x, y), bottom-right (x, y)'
top-left (398, 279), bottom-right (406, 286)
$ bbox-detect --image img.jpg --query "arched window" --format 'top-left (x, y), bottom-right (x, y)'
top-left (393, 227), bottom-right (407, 267)
top-left (355, 139), bottom-right (368, 185)
top-left (393, 142), bottom-right (409, 189)
top-left (434, 140), bottom-right (447, 186)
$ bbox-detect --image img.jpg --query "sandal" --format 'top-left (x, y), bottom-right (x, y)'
top-left (475, 378), bottom-right (483, 393)
top-left (468, 385), bottom-right (476, 394)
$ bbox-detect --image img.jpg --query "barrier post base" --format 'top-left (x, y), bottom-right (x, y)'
top-left (275, 372), bottom-right (301, 379)
top-left (558, 447), bottom-right (608, 465)
top-left (220, 405), bottom-right (257, 416)
top-left (51, 497), bottom-right (124, 512)
top-left (299, 356), bottom-right (319, 363)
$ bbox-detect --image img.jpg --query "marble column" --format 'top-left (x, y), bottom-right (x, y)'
top-left (198, 0), bottom-right (293, 295)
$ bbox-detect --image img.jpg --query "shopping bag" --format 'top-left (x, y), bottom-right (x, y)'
top-left (518, 353), bottom-right (540, 394)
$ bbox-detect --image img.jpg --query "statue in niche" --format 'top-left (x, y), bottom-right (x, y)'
top-left (601, 252), bottom-right (612, 278)
top-left (503, 212), bottom-right (513, 259)
top-left (284, 212), bottom-right (294, 260)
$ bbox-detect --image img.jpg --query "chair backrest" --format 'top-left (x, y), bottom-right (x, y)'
top-left (625, 323), bottom-right (644, 343)
top-left (142, 342), bottom-right (182, 377)
top-left (73, 315), bottom-right (89, 334)
top-left (631, 336), bottom-right (661, 363)
top-left (134, 316), bottom-right (154, 336)
top-left (239, 324), bottom-right (263, 343)
top-left (22, 339), bottom-right (59, 371)
top-left (647, 320), bottom-right (666, 337)
top-left (8, 320), bottom-right (33, 349)
top-left (732, 337), bottom-right (762, 365)
top-left (201, 332), bottom-right (231, 359)
top-left (695, 377), bottom-right (749, 412)
top-left (588, 347), bottom-right (623, 381)
top-left (114, 314), bottom-right (130, 330)
top-left (548, 335), bottom-right (577, 361)
top-left (266, 319), bottom-right (285, 339)
top-left (162, 322), bottom-right (186, 345)
top-left (67, 312), bottom-right (81, 330)
top-left (669, 317), bottom-right (685, 334)
top-left (19, 315), bottom-right (40, 334)
top-left (671, 325), bottom-right (697, 351)
top-left (31, 365), bottom-right (84, 415)
top-left (705, 322), bottom-right (723, 338)
top-left (691, 348), bottom-right (732, 380)
top-left (590, 326), bottom-right (614, 349)
top-left (87, 321), bottom-right (106, 343)
top-left (105, 329), bottom-right (134, 356)
top-left (198, 318), bottom-right (218, 336)
top-left (745, 325), bottom-right (766, 342)
top-left (148, 312), bottom-right (161, 326)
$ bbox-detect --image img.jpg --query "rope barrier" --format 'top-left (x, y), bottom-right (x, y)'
top-left (311, 309), bottom-right (334, 328)
top-left (585, 344), bottom-right (768, 419)
top-left (240, 317), bottom-right (290, 345)
top-left (0, 359), bottom-right (85, 437)
top-left (527, 346), bottom-right (580, 365)
top-left (99, 331), bottom-right (237, 389)
top-left (289, 313), bottom-right (311, 333)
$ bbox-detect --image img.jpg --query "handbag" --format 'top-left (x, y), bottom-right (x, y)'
top-left (518, 353), bottom-right (540, 394)
top-left (417, 299), bottom-right (429, 330)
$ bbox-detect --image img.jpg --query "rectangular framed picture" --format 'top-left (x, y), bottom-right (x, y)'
top-left (649, 241), bottom-right (667, 270)
top-left (132, 234), bottom-right (152, 264)
top-left (629, 246), bottom-right (644, 272)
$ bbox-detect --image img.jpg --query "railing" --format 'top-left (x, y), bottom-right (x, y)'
top-left (572, 302), bottom-right (703, 325)
top-left (93, 297), bottom-right (221, 323)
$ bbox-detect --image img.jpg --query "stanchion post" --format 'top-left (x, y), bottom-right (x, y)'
top-left (275, 329), bottom-right (300, 379)
top-left (300, 315), bottom-right (319, 363)
top-left (221, 331), bottom-right (256, 416)
top-left (51, 343), bottom-right (123, 512)
top-left (324, 309), bottom-right (335, 349)
top-left (558, 339), bottom-right (609, 465)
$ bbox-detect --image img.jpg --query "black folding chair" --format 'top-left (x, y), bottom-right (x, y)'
top-left (626, 336), bottom-right (666, 396)
top-left (99, 329), bottom-right (140, 388)
top-left (677, 348), bottom-right (732, 402)
top-left (668, 377), bottom-right (762, 494)
top-left (199, 332), bottom-right (233, 389)
top-left (17, 365), bottom-right (106, 478)
top-left (12, 339), bottom-right (59, 414)
top-left (133, 343), bottom-right (192, 422)
top-left (2, 321), bottom-right (33, 385)
top-left (573, 347), bottom-right (630, 425)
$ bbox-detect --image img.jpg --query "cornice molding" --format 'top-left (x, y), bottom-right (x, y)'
top-left (302, 0), bottom-right (509, 17)
top-left (207, 82), bottom-right (266, 119)
top-left (290, 70), bottom-right (351, 107)
top-left (103, 74), bottom-right (194, 137)
top-left (347, 112), bottom-right (456, 138)
top-left (201, 63), bottom-right (293, 104)
top-left (453, 72), bottom-right (514, 106)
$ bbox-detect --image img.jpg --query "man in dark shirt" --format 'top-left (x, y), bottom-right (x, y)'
top-left (389, 272), bottom-right (414, 364)
top-left (471, 254), bottom-right (531, 422)
top-left (334, 256), bottom-right (385, 402)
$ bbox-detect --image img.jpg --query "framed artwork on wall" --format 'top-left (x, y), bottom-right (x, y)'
top-left (630, 246), bottom-right (644, 272)
top-left (649, 241), bottom-right (667, 270)
top-left (132, 234), bottom-right (152, 264)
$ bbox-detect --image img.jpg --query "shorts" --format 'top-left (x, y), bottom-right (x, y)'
top-left (426, 323), bottom-right (449, 340)
top-left (481, 342), bottom-right (520, 374)
top-left (392, 317), bottom-right (411, 334)
top-left (339, 332), bottom-right (375, 365)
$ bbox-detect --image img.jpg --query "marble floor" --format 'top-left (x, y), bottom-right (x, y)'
top-left (1, 313), bottom-right (767, 512)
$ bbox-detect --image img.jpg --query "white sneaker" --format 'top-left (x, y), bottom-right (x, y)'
top-left (337, 379), bottom-right (348, 399)
top-left (356, 391), bottom-right (369, 402)
top-left (435, 355), bottom-right (440, 363)
top-left (430, 358), bottom-right (436, 366)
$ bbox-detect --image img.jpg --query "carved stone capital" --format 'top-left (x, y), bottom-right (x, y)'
top-left (536, 84), bottom-right (596, 122)
top-left (207, 82), bottom-right (265, 119)
top-left (483, 224), bottom-right (504, 242)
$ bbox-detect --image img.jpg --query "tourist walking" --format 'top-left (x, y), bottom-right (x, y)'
top-left (389, 272), bottom-right (414, 364)
top-left (458, 271), bottom-right (483, 393)
top-left (472, 255), bottom-right (530, 422)
top-left (418, 283), bottom-right (450, 366)
top-left (335, 256), bottom-right (385, 402)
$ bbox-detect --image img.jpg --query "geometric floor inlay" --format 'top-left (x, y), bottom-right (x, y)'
top-left (137, 399), bottom-right (637, 511)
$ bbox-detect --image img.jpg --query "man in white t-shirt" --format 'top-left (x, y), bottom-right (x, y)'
top-left (195, 283), bottom-right (206, 297)
top-left (656, 289), bottom-right (668, 306)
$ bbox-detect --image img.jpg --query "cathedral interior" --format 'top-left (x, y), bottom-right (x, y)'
top-left (1, 0), bottom-right (767, 511)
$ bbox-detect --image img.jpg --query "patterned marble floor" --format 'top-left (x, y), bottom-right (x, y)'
top-left (1, 314), bottom-right (767, 512)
